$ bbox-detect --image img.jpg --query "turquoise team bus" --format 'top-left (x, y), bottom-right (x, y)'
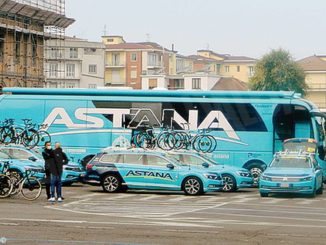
top-left (1, 88), bottom-right (326, 182)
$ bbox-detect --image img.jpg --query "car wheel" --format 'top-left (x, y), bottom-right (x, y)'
top-left (260, 192), bottom-right (268, 197)
top-left (222, 174), bottom-right (237, 192)
top-left (183, 176), bottom-right (204, 195)
top-left (101, 174), bottom-right (122, 193)
top-left (316, 185), bottom-right (323, 195)
top-left (247, 163), bottom-right (264, 186)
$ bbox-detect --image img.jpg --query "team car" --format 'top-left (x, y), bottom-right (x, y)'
top-left (86, 148), bottom-right (224, 195)
top-left (259, 151), bottom-right (324, 197)
top-left (0, 150), bottom-right (45, 180)
top-left (0, 145), bottom-right (85, 185)
top-left (165, 151), bottom-right (253, 192)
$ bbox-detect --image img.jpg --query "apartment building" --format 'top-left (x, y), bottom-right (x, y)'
top-left (45, 37), bottom-right (105, 88)
top-left (196, 50), bottom-right (256, 83)
top-left (298, 55), bottom-right (326, 110)
top-left (102, 36), bottom-right (175, 89)
top-left (0, 0), bottom-right (74, 89)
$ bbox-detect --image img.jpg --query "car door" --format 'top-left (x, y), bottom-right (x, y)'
top-left (117, 153), bottom-right (150, 188)
top-left (145, 154), bottom-right (180, 190)
top-left (312, 157), bottom-right (323, 188)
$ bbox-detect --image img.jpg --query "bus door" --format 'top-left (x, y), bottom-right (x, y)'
top-left (273, 105), bottom-right (313, 152)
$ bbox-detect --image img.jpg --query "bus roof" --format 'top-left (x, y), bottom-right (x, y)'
top-left (2, 88), bottom-right (301, 99)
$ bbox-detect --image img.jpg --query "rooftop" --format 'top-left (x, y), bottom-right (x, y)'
top-left (297, 55), bottom-right (326, 71)
top-left (0, 0), bottom-right (74, 28)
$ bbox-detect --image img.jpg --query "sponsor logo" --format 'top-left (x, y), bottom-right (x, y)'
top-left (43, 107), bottom-right (240, 140)
top-left (126, 170), bottom-right (173, 180)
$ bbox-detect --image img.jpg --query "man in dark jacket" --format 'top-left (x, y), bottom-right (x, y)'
top-left (42, 141), bottom-right (54, 201)
top-left (49, 142), bottom-right (69, 202)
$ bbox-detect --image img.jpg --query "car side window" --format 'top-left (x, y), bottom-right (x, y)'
top-left (100, 154), bottom-right (120, 163)
top-left (0, 151), bottom-right (10, 159)
top-left (10, 149), bottom-right (31, 160)
top-left (123, 154), bottom-right (145, 165)
top-left (182, 154), bottom-right (203, 166)
top-left (146, 155), bottom-right (170, 167)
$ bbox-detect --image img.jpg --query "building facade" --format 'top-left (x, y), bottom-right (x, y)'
top-left (45, 37), bottom-right (105, 88)
top-left (102, 36), bottom-right (175, 89)
top-left (298, 55), bottom-right (326, 110)
top-left (0, 0), bottom-right (73, 89)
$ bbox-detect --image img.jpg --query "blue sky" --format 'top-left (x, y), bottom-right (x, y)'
top-left (65, 0), bottom-right (326, 59)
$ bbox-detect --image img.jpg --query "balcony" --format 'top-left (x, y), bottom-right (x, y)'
top-left (307, 83), bottom-right (326, 91)
top-left (105, 62), bottom-right (125, 68)
top-left (147, 62), bottom-right (162, 69)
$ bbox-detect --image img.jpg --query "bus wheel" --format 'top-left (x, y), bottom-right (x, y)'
top-left (246, 163), bottom-right (265, 186)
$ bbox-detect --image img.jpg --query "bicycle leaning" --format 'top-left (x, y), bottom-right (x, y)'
top-left (0, 161), bottom-right (43, 200)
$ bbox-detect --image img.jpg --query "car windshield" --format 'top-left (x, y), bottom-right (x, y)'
top-left (270, 157), bottom-right (311, 169)
top-left (30, 149), bottom-right (43, 159)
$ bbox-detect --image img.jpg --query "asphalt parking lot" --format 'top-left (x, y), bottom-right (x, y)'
top-left (1, 184), bottom-right (326, 245)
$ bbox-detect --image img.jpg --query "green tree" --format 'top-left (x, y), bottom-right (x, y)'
top-left (249, 49), bottom-right (307, 95)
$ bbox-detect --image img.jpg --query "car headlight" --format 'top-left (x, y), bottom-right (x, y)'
top-left (203, 173), bottom-right (221, 180)
top-left (236, 171), bottom-right (251, 177)
top-left (260, 175), bottom-right (272, 181)
top-left (300, 176), bottom-right (313, 181)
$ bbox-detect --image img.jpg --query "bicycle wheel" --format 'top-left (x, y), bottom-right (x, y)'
top-left (0, 174), bottom-right (13, 198)
top-left (21, 129), bottom-right (40, 149)
top-left (173, 132), bottom-right (189, 150)
top-left (0, 127), bottom-right (15, 145)
top-left (207, 135), bottom-right (217, 153)
top-left (197, 135), bottom-right (213, 153)
top-left (21, 177), bottom-right (42, 201)
top-left (38, 130), bottom-right (51, 144)
top-left (157, 132), bottom-right (175, 151)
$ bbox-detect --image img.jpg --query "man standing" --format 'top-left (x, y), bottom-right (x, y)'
top-left (42, 141), bottom-right (54, 201)
top-left (49, 142), bottom-right (69, 202)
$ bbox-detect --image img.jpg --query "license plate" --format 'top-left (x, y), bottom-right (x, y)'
top-left (280, 183), bottom-right (289, 188)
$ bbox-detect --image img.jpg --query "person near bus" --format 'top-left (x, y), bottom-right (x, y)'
top-left (42, 141), bottom-right (54, 201)
top-left (50, 142), bottom-right (69, 202)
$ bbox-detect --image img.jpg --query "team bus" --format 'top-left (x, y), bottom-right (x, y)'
top-left (0, 88), bottom-right (326, 182)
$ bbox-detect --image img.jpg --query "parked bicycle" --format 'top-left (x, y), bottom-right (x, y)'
top-left (0, 161), bottom-right (13, 198)
top-left (0, 161), bottom-right (42, 200)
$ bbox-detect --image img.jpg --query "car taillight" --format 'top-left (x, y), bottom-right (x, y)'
top-left (86, 163), bottom-right (93, 171)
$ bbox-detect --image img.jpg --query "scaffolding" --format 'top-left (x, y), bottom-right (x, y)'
top-left (0, 0), bottom-right (74, 88)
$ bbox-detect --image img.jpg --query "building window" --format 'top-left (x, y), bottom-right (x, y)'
top-left (149, 79), bottom-right (158, 89)
top-left (50, 48), bottom-right (61, 59)
top-left (225, 66), bottom-right (230, 72)
top-left (0, 29), bottom-right (4, 60)
top-left (130, 70), bottom-right (137, 79)
top-left (248, 66), bottom-right (254, 76)
top-left (31, 35), bottom-right (37, 66)
top-left (112, 53), bottom-right (120, 65)
top-left (89, 84), bottom-right (97, 89)
top-left (192, 78), bottom-right (201, 89)
top-left (89, 65), bottom-right (97, 74)
top-left (66, 64), bottom-right (76, 78)
top-left (69, 48), bottom-right (78, 59)
top-left (67, 83), bottom-right (75, 88)
top-left (84, 48), bottom-right (96, 55)
top-left (148, 53), bottom-right (161, 66)
top-left (15, 33), bottom-right (21, 63)
top-left (49, 63), bottom-right (58, 78)
top-left (131, 53), bottom-right (137, 61)
top-left (237, 66), bottom-right (240, 72)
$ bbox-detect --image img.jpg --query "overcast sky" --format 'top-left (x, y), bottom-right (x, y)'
top-left (65, 0), bottom-right (326, 59)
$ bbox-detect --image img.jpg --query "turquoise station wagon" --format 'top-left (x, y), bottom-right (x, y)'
top-left (86, 148), bottom-right (224, 195)
top-left (259, 151), bottom-right (324, 197)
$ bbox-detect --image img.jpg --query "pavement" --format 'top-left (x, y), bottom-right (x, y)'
top-left (0, 184), bottom-right (326, 245)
